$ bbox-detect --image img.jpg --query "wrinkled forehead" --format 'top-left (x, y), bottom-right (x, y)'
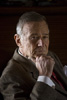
top-left (23, 20), bottom-right (48, 27)
top-left (22, 21), bottom-right (49, 35)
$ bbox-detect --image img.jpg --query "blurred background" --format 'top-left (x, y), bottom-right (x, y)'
top-left (0, 0), bottom-right (67, 6)
top-left (0, 0), bottom-right (67, 75)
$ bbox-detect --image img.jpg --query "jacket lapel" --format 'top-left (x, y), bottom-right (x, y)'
top-left (13, 48), bottom-right (39, 80)
top-left (48, 51), bottom-right (67, 95)
top-left (53, 80), bottom-right (67, 95)
top-left (53, 63), bottom-right (67, 95)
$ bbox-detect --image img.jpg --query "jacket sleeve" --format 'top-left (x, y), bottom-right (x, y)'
top-left (0, 55), bottom-right (67, 100)
top-left (0, 72), bottom-right (67, 100)
top-left (30, 81), bottom-right (67, 100)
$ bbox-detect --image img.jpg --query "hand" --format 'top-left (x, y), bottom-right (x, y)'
top-left (36, 55), bottom-right (55, 78)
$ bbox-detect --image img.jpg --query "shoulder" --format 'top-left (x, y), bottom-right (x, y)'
top-left (48, 50), bottom-right (58, 58)
top-left (48, 50), bottom-right (63, 69)
top-left (48, 50), bottom-right (61, 62)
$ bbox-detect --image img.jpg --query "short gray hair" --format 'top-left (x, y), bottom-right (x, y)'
top-left (16, 11), bottom-right (48, 35)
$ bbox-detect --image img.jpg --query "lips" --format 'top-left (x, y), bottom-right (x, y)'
top-left (35, 47), bottom-right (45, 52)
top-left (36, 50), bottom-right (45, 54)
top-left (33, 48), bottom-right (46, 55)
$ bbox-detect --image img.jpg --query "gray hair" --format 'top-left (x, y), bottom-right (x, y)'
top-left (16, 11), bottom-right (48, 35)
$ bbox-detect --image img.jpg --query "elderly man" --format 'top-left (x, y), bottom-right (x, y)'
top-left (0, 12), bottom-right (67, 100)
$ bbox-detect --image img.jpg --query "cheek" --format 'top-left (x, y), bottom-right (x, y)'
top-left (47, 40), bottom-right (49, 47)
top-left (28, 43), bottom-right (33, 51)
top-left (26, 42), bottom-right (32, 52)
top-left (22, 41), bottom-right (29, 52)
top-left (45, 39), bottom-right (49, 47)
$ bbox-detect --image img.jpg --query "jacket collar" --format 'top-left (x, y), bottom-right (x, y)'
top-left (13, 48), bottom-right (39, 79)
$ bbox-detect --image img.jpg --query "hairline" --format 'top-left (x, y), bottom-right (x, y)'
top-left (16, 12), bottom-right (49, 36)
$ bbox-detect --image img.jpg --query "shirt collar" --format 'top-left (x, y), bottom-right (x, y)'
top-left (18, 49), bottom-right (23, 56)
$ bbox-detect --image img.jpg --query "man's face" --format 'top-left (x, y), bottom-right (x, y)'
top-left (19, 21), bottom-right (49, 59)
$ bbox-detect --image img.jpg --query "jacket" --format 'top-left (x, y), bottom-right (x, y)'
top-left (0, 48), bottom-right (67, 100)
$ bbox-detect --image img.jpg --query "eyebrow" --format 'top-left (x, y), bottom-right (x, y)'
top-left (30, 33), bottom-right (49, 36)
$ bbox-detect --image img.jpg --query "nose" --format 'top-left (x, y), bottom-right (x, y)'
top-left (38, 38), bottom-right (43, 47)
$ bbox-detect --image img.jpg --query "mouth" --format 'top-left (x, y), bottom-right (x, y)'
top-left (32, 48), bottom-right (46, 56)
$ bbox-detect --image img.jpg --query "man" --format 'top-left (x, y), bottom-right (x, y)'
top-left (0, 12), bottom-right (67, 100)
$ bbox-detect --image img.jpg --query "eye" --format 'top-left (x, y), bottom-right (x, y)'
top-left (31, 36), bottom-right (39, 40)
top-left (43, 36), bottom-right (47, 39)
top-left (43, 36), bottom-right (49, 39)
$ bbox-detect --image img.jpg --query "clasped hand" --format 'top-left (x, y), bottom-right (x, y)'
top-left (36, 55), bottom-right (55, 78)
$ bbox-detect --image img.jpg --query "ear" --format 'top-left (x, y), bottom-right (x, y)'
top-left (14, 34), bottom-right (21, 47)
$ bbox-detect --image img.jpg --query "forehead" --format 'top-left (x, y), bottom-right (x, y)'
top-left (22, 21), bottom-right (49, 36)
